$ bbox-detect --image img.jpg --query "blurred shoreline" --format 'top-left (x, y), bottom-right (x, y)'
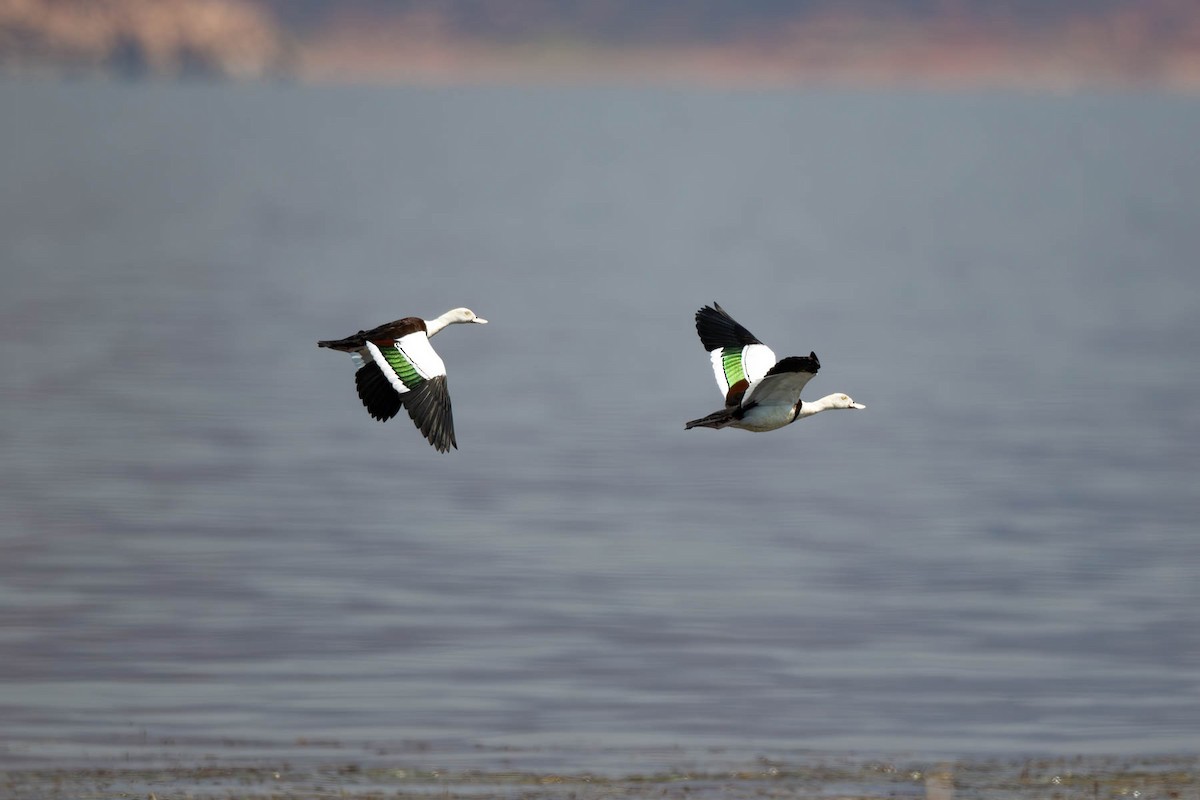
top-left (3, 0), bottom-right (1200, 91)
top-left (2, 749), bottom-right (1196, 799)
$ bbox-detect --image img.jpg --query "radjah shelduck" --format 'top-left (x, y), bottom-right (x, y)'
top-left (685, 302), bottom-right (864, 432)
top-left (318, 308), bottom-right (487, 453)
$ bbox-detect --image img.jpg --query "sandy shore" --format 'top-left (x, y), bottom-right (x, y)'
top-left (4, 752), bottom-right (1196, 799)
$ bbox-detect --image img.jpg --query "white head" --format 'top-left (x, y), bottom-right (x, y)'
top-left (823, 393), bottom-right (865, 410)
top-left (446, 307), bottom-right (487, 325)
top-left (427, 307), bottom-right (488, 336)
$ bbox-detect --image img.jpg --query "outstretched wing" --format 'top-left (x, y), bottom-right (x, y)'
top-left (695, 303), bottom-right (777, 407)
top-left (359, 335), bottom-right (457, 452)
top-left (364, 334), bottom-right (447, 394)
top-left (400, 377), bottom-right (456, 453)
top-left (695, 302), bottom-right (762, 352)
top-left (743, 353), bottom-right (821, 408)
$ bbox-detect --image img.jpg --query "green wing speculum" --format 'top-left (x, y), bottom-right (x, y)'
top-left (378, 345), bottom-right (424, 390)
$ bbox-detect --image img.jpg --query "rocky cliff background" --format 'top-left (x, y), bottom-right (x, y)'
top-left (3, 0), bottom-right (1199, 88)
top-left (1, 0), bottom-right (287, 78)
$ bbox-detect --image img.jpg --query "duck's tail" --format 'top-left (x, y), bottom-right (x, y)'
top-left (684, 407), bottom-right (738, 430)
top-left (317, 333), bottom-right (365, 351)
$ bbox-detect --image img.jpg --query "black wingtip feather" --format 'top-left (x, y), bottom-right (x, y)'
top-left (764, 352), bottom-right (821, 377)
top-left (354, 362), bottom-right (402, 422)
top-left (403, 377), bottom-right (457, 453)
top-left (694, 303), bottom-right (763, 351)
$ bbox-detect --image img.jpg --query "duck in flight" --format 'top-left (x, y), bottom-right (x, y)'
top-left (318, 308), bottom-right (487, 453)
top-left (685, 303), bottom-right (863, 432)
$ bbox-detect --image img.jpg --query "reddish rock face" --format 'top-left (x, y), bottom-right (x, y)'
top-left (0, 0), bottom-right (288, 79)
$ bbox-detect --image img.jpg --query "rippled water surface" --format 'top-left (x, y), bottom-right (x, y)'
top-left (1, 82), bottom-right (1197, 766)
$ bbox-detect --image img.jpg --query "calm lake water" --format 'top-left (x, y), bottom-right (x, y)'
top-left (0, 81), bottom-right (1197, 768)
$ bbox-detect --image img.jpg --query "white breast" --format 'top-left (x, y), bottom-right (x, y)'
top-left (733, 403), bottom-right (796, 432)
